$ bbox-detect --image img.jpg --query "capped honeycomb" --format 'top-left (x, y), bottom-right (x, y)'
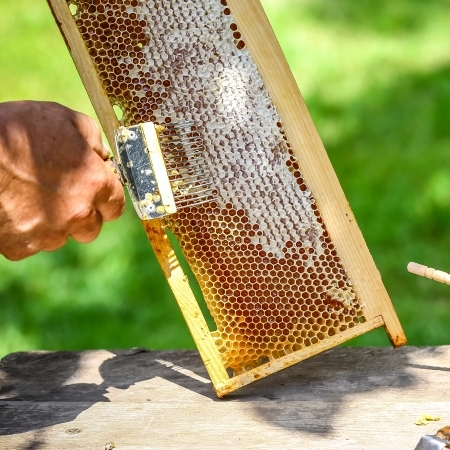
top-left (67, 0), bottom-right (365, 374)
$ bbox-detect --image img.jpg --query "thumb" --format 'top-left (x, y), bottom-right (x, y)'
top-left (73, 112), bottom-right (111, 160)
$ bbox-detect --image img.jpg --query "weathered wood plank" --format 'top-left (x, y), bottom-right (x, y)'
top-left (1, 347), bottom-right (449, 449)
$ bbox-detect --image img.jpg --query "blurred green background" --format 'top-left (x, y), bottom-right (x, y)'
top-left (1, 0), bottom-right (450, 358)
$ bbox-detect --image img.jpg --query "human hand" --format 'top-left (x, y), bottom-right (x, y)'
top-left (0, 101), bottom-right (125, 260)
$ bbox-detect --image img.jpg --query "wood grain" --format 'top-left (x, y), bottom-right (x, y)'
top-left (46, 0), bottom-right (119, 151)
top-left (143, 220), bottom-right (229, 390)
top-left (1, 347), bottom-right (449, 449)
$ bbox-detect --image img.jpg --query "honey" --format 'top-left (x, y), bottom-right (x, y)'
top-left (67, 0), bottom-right (365, 374)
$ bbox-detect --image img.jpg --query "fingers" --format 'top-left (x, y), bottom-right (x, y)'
top-left (0, 228), bottom-right (67, 260)
top-left (0, 103), bottom-right (125, 261)
top-left (70, 112), bottom-right (125, 225)
top-left (0, 238), bottom-right (39, 261)
top-left (68, 208), bottom-right (103, 243)
top-left (71, 111), bottom-right (125, 222)
top-left (94, 165), bottom-right (126, 222)
top-left (0, 212), bottom-right (101, 260)
top-left (72, 112), bottom-right (111, 160)
top-left (40, 232), bottom-right (69, 252)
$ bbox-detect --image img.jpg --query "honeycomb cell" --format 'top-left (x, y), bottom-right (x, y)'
top-left (68, 0), bottom-right (366, 374)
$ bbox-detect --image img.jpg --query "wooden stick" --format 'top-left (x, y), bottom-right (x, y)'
top-left (407, 262), bottom-right (450, 285)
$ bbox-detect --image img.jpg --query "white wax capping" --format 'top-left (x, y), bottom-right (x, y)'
top-left (127, 0), bottom-right (325, 258)
top-left (73, 0), bottom-right (364, 371)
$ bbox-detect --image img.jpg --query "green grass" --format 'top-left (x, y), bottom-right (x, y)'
top-left (1, 0), bottom-right (450, 357)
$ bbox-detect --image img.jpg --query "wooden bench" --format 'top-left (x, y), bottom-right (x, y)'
top-left (1, 346), bottom-right (449, 449)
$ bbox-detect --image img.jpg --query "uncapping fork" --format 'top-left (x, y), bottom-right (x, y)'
top-left (109, 120), bottom-right (216, 220)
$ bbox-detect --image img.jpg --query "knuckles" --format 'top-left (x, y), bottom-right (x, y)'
top-left (0, 239), bottom-right (39, 261)
top-left (0, 221), bottom-right (69, 260)
top-left (1, 250), bottom-right (30, 262)
top-left (68, 206), bottom-right (98, 224)
top-left (40, 231), bottom-right (69, 252)
top-left (0, 102), bottom-right (122, 261)
top-left (66, 205), bottom-right (102, 243)
top-left (88, 167), bottom-right (126, 222)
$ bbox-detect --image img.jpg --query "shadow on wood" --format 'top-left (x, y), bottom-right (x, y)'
top-left (1, 346), bottom-right (449, 448)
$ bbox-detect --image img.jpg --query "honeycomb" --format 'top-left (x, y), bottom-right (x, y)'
top-left (67, 0), bottom-right (365, 374)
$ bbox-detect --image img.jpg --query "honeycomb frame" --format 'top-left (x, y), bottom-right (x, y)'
top-left (47, 0), bottom-right (406, 397)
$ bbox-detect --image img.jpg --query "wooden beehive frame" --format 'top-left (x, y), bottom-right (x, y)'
top-left (47, 0), bottom-right (406, 397)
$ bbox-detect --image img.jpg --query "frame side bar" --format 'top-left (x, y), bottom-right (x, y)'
top-left (226, 0), bottom-right (406, 348)
top-left (46, 0), bottom-right (119, 150)
top-left (144, 220), bottom-right (230, 389)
